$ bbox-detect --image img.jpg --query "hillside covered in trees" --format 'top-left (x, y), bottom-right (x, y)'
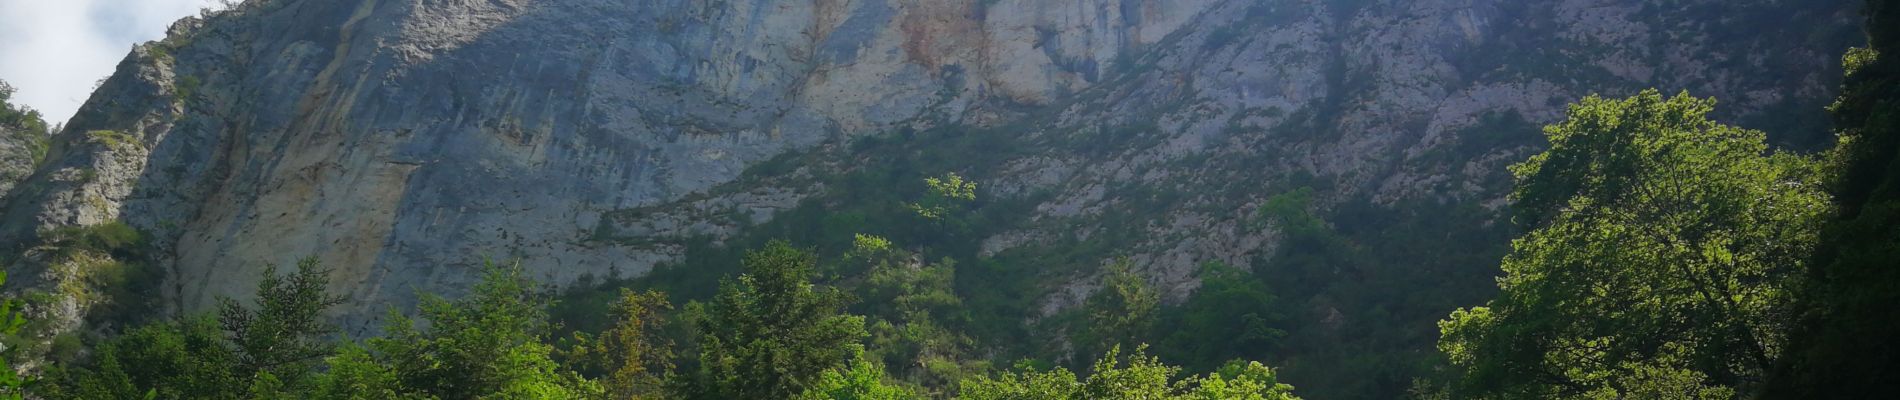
top-left (1, 0), bottom-right (1896, 398)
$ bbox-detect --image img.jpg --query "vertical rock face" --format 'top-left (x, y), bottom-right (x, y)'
top-left (0, 87), bottom-right (47, 204)
top-left (0, 125), bottom-right (32, 200)
top-left (0, 0), bottom-right (1228, 332)
top-left (0, 0), bottom-right (1860, 340)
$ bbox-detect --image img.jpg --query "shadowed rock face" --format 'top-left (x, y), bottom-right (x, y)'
top-left (0, 0), bottom-right (1859, 339)
top-left (0, 0), bottom-right (1225, 333)
top-left (0, 125), bottom-right (32, 200)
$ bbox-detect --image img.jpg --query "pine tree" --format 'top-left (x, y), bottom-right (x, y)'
top-left (684, 241), bottom-right (867, 399)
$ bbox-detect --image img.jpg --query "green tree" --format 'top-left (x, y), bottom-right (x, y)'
top-left (0, 80), bottom-right (51, 166)
top-left (219, 258), bottom-right (345, 389)
top-left (684, 241), bottom-right (867, 399)
top-left (909, 173), bottom-right (977, 220)
top-left (796, 353), bottom-right (917, 400)
top-left (957, 346), bottom-right (1300, 400)
top-left (347, 261), bottom-right (601, 399)
top-left (1077, 259), bottom-right (1159, 359)
top-left (0, 272), bottom-right (27, 400)
top-left (1766, 1), bottom-right (1900, 396)
top-left (956, 361), bottom-right (1079, 400)
top-left (40, 259), bottom-right (345, 399)
top-left (850, 234), bottom-right (985, 392)
top-left (310, 344), bottom-right (428, 400)
top-left (1191, 360), bottom-right (1302, 400)
top-left (1437, 90), bottom-right (1827, 398)
top-left (1154, 262), bottom-right (1285, 372)
top-left (1255, 188), bottom-right (1322, 235)
top-left (0, 80), bottom-right (49, 135)
top-left (51, 317), bottom-right (244, 400)
top-left (564, 289), bottom-right (674, 399)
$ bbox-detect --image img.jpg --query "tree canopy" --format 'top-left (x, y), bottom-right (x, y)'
top-left (959, 346), bottom-right (1301, 400)
top-left (1437, 90), bottom-right (1828, 398)
top-left (1763, 1), bottom-right (1900, 397)
top-left (683, 241), bottom-right (867, 399)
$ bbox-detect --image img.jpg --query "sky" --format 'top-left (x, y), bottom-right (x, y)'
top-left (0, 0), bottom-right (224, 126)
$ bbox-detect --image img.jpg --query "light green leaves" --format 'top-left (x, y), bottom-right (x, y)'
top-left (1438, 90), bottom-right (1827, 399)
top-left (910, 173), bottom-right (978, 220)
top-left (1081, 260), bottom-right (1160, 357)
top-left (959, 346), bottom-right (1301, 400)
top-left (797, 355), bottom-right (917, 400)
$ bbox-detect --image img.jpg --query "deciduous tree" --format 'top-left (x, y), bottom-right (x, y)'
top-left (1438, 90), bottom-right (1826, 398)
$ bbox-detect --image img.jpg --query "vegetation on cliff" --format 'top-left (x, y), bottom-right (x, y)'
top-left (1, 1), bottom-right (1895, 400)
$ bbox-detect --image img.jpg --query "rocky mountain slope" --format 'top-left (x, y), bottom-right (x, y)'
top-left (0, 0), bottom-right (1859, 394)
top-left (0, 86), bottom-right (46, 205)
top-left (0, 125), bottom-right (34, 200)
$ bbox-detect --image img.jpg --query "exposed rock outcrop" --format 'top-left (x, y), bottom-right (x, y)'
top-left (0, 0), bottom-right (1859, 351)
top-left (0, 125), bottom-right (33, 201)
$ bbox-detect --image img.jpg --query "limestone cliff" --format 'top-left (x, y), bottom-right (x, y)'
top-left (0, 124), bottom-right (34, 200)
top-left (0, 0), bottom-right (1859, 377)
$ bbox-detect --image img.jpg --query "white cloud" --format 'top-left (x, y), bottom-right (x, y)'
top-left (0, 0), bottom-right (223, 127)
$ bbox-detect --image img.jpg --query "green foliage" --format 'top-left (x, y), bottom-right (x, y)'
top-left (851, 234), bottom-right (894, 256)
top-left (32, 222), bottom-right (164, 331)
top-left (310, 344), bottom-right (429, 400)
top-left (1075, 260), bottom-right (1158, 359)
top-left (218, 258), bottom-right (345, 386)
top-left (571, 119), bottom-right (1056, 376)
top-left (856, 238), bottom-right (959, 322)
top-left (958, 346), bottom-right (1300, 400)
top-left (562, 289), bottom-right (675, 399)
top-left (85, 130), bottom-right (137, 149)
top-left (796, 354), bottom-right (918, 400)
top-left (1438, 90), bottom-right (1826, 398)
top-left (1194, 360), bottom-right (1302, 400)
top-left (0, 80), bottom-right (51, 135)
top-left (1766, 2), bottom-right (1900, 396)
top-left (41, 222), bottom-right (146, 259)
top-left (1151, 262), bottom-right (1285, 373)
top-left (1255, 188), bottom-right (1322, 234)
top-left (174, 75), bottom-right (202, 105)
top-left (47, 317), bottom-right (244, 400)
top-left (9, 5), bottom-right (1882, 399)
top-left (0, 80), bottom-right (51, 168)
top-left (957, 361), bottom-right (1077, 400)
top-left (353, 262), bottom-right (601, 399)
top-left (0, 273), bottom-right (29, 400)
top-left (682, 241), bottom-right (867, 399)
top-left (909, 173), bottom-right (978, 221)
top-left (1842, 47), bottom-right (1880, 77)
top-left (1220, 182), bottom-right (1514, 399)
top-left (39, 259), bottom-right (347, 399)
top-left (851, 235), bottom-right (986, 391)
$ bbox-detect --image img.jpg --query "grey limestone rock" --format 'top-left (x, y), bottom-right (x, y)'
top-left (0, 0), bottom-right (1861, 340)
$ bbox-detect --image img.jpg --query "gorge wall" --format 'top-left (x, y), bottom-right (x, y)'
top-left (0, 1), bottom-right (1860, 388)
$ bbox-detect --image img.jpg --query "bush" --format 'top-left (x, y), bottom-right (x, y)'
top-left (42, 222), bottom-right (147, 258)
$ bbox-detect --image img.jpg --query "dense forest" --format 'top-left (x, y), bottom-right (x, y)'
top-left (1, 1), bottom-right (1896, 399)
